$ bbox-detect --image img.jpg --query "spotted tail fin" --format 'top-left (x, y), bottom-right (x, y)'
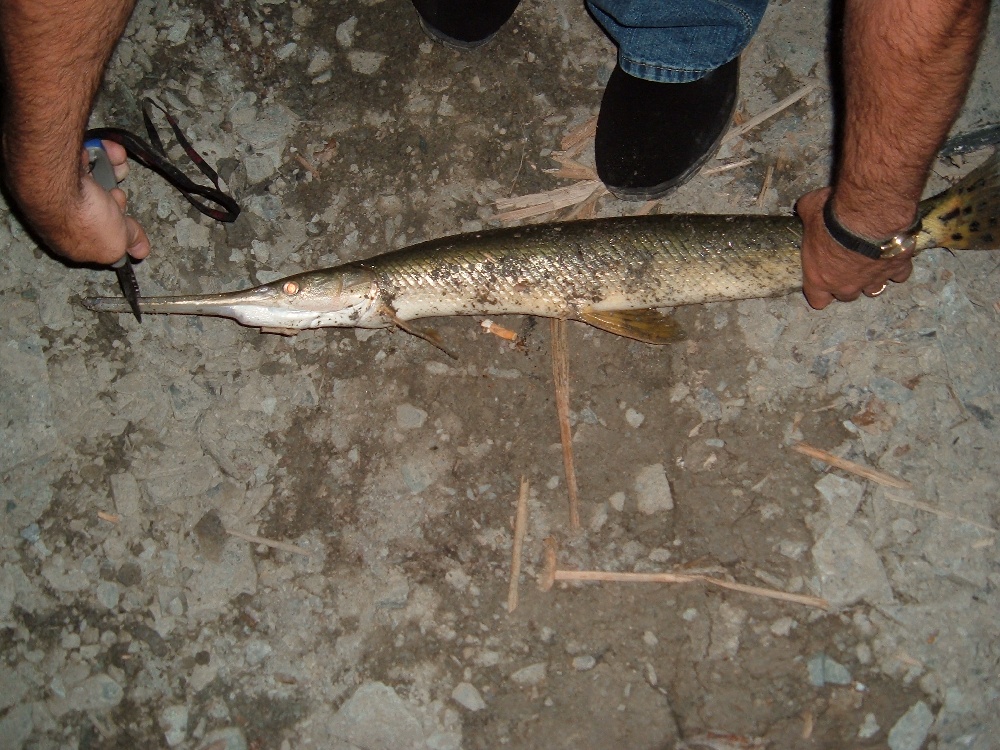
top-left (918, 150), bottom-right (1000, 251)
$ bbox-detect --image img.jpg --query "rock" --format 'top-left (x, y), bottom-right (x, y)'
top-left (330, 682), bottom-right (424, 750)
top-left (858, 712), bottom-right (881, 739)
top-left (185, 542), bottom-right (258, 622)
top-left (451, 682), bottom-right (486, 712)
top-left (815, 474), bottom-right (864, 528)
top-left (806, 654), bottom-right (852, 686)
top-left (160, 704), bottom-right (189, 747)
top-left (201, 728), bottom-right (248, 750)
top-left (41, 555), bottom-right (89, 593)
top-left (572, 655), bottom-right (596, 671)
top-left (625, 408), bottom-right (644, 428)
top-left (175, 217), bottom-right (211, 249)
top-left (609, 491), bottom-right (626, 512)
top-left (51, 674), bottom-right (124, 715)
top-left (811, 525), bottom-right (894, 608)
top-left (95, 581), bottom-right (120, 609)
top-left (396, 403), bottom-right (428, 430)
top-left (336, 16), bottom-right (358, 48)
top-left (635, 464), bottom-right (673, 514)
top-left (770, 617), bottom-right (795, 637)
top-left (510, 662), bottom-right (547, 686)
top-left (888, 701), bottom-right (934, 750)
top-left (708, 602), bottom-right (747, 660)
top-left (0, 704), bottom-right (33, 750)
top-left (307, 49), bottom-right (331, 75)
top-left (348, 51), bottom-right (387, 75)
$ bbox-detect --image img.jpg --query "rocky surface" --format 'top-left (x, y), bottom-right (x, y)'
top-left (1, 0), bottom-right (999, 748)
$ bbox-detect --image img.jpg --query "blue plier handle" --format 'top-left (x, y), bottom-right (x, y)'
top-left (85, 138), bottom-right (142, 323)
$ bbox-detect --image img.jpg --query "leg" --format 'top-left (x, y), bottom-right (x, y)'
top-left (588, 0), bottom-right (769, 199)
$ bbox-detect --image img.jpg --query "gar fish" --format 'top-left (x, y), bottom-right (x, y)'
top-left (84, 151), bottom-right (1000, 345)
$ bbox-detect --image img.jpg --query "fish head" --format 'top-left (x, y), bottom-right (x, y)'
top-left (247, 267), bottom-right (383, 330)
top-left (84, 266), bottom-right (384, 333)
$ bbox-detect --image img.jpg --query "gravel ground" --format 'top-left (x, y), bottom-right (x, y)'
top-left (2, 1), bottom-right (999, 748)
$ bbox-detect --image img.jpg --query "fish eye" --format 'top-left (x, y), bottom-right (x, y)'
top-left (282, 281), bottom-right (300, 295)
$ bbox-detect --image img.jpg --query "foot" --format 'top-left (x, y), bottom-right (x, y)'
top-left (411, 0), bottom-right (521, 49)
top-left (595, 59), bottom-right (740, 201)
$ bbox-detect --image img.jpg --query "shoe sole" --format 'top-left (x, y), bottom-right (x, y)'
top-left (603, 119), bottom-right (731, 202)
top-left (417, 15), bottom-right (497, 50)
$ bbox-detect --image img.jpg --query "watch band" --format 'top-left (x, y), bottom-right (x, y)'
top-left (823, 199), bottom-right (922, 260)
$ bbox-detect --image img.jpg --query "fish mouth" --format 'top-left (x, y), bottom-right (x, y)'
top-left (82, 286), bottom-right (323, 329)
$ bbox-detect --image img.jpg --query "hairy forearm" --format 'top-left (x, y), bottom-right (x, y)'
top-left (0, 0), bottom-right (135, 227)
top-left (833, 0), bottom-right (988, 237)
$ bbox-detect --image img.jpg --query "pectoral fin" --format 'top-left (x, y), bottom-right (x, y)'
top-left (578, 308), bottom-right (686, 345)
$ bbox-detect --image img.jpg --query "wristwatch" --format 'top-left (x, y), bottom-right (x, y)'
top-left (823, 199), bottom-right (922, 260)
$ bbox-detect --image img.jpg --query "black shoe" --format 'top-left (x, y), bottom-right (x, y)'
top-left (411, 0), bottom-right (522, 49)
top-left (595, 59), bottom-right (740, 201)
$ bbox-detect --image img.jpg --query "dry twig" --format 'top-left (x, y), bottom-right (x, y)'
top-left (551, 320), bottom-right (581, 530)
top-left (507, 476), bottom-right (530, 613)
top-left (227, 529), bottom-right (313, 558)
top-left (790, 442), bottom-right (912, 489)
top-left (293, 153), bottom-right (321, 179)
top-left (723, 80), bottom-right (821, 144)
top-left (538, 537), bottom-right (828, 609)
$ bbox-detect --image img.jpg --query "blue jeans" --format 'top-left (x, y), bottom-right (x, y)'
top-left (587, 0), bottom-right (769, 83)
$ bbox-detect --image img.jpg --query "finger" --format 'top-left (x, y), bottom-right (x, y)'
top-left (125, 216), bottom-right (151, 260)
top-left (889, 261), bottom-right (913, 284)
top-left (110, 187), bottom-right (128, 212)
top-left (833, 289), bottom-right (863, 303)
top-left (803, 286), bottom-right (834, 310)
top-left (862, 283), bottom-right (888, 298)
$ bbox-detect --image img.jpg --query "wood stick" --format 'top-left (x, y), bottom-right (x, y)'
top-left (551, 319), bottom-right (581, 530)
top-left (538, 537), bottom-right (826, 608)
top-left (560, 115), bottom-right (598, 153)
top-left (227, 529), bottom-right (313, 557)
top-left (756, 164), bottom-right (774, 207)
top-left (701, 157), bottom-right (754, 177)
top-left (722, 80), bottom-right (820, 144)
top-left (293, 153), bottom-right (321, 179)
top-left (790, 442), bottom-right (912, 489)
top-left (508, 476), bottom-right (530, 613)
top-left (880, 490), bottom-right (998, 536)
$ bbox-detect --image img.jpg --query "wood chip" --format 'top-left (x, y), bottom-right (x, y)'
top-left (790, 442), bottom-right (912, 489)
top-left (722, 80), bottom-right (821, 144)
top-left (560, 115), bottom-right (598, 154)
top-left (494, 180), bottom-right (602, 223)
top-left (97, 511), bottom-right (120, 524)
top-left (507, 476), bottom-right (530, 613)
top-left (293, 153), bottom-right (321, 179)
top-left (701, 157), bottom-right (754, 177)
top-left (551, 319), bottom-right (581, 530)
top-left (756, 164), bottom-right (774, 206)
top-left (543, 152), bottom-right (598, 181)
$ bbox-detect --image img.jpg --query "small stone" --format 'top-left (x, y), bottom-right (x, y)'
top-left (276, 42), bottom-right (297, 60)
top-left (635, 464), bottom-right (673, 514)
top-left (625, 408), bottom-right (644, 428)
top-left (244, 639), bottom-right (272, 667)
top-left (160, 704), bottom-right (189, 747)
top-left (608, 491), bottom-right (626, 512)
top-left (175, 217), bottom-right (211, 249)
top-left (307, 49), bottom-right (331, 75)
top-left (330, 682), bottom-right (424, 749)
top-left (858, 712), bottom-right (880, 739)
top-left (396, 403), bottom-right (427, 430)
top-left (444, 568), bottom-right (470, 592)
top-left (811, 525), bottom-right (894, 608)
top-left (589, 503), bottom-right (608, 532)
top-left (887, 701), bottom-right (934, 750)
top-left (336, 16), bottom-right (358, 48)
top-left (770, 617), bottom-right (795, 637)
top-left (348, 51), bottom-right (386, 75)
top-left (166, 19), bottom-right (190, 45)
top-left (642, 631), bottom-right (658, 647)
top-left (201, 728), bottom-right (248, 750)
top-left (451, 682), bottom-right (486, 712)
top-left (572, 655), bottom-right (596, 671)
top-left (807, 654), bottom-right (852, 687)
top-left (510, 662), bottom-right (547, 686)
top-left (95, 581), bottom-right (120, 609)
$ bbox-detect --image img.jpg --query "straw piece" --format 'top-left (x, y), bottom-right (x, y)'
top-left (880, 489), bottom-right (998, 536)
top-left (227, 529), bottom-right (313, 557)
top-left (494, 180), bottom-right (602, 222)
top-left (790, 442), bottom-right (912, 489)
top-left (549, 569), bottom-right (829, 609)
top-left (702, 158), bottom-right (754, 176)
top-left (560, 115), bottom-right (598, 153)
top-left (507, 476), bottom-right (530, 613)
top-left (551, 319), bottom-right (581, 530)
top-left (723, 80), bottom-right (821, 144)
